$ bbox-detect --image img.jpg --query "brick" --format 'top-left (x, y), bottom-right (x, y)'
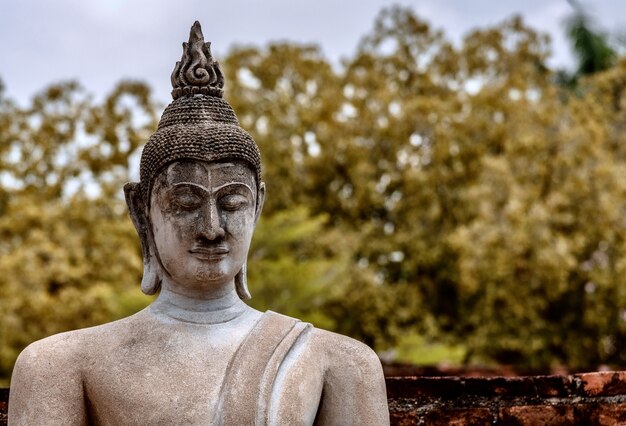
top-left (499, 405), bottom-right (576, 425)
top-left (460, 375), bottom-right (574, 398)
top-left (389, 409), bottom-right (419, 426)
top-left (0, 388), bottom-right (7, 425)
top-left (574, 403), bottom-right (626, 425)
top-left (385, 377), bottom-right (464, 401)
top-left (531, 375), bottom-right (574, 397)
top-left (576, 371), bottom-right (626, 397)
top-left (463, 376), bottom-right (536, 397)
top-left (423, 408), bottom-right (492, 425)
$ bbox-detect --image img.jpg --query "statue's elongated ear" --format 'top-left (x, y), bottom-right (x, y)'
top-left (124, 182), bottom-right (162, 295)
top-left (124, 182), bottom-right (149, 251)
top-left (254, 182), bottom-right (266, 225)
top-left (235, 182), bottom-right (266, 300)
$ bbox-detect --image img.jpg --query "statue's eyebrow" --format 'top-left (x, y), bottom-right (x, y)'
top-left (171, 181), bottom-right (254, 196)
top-left (171, 182), bottom-right (210, 192)
top-left (212, 182), bottom-right (254, 197)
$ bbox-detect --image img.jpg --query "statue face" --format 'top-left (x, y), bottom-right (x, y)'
top-left (149, 160), bottom-right (259, 291)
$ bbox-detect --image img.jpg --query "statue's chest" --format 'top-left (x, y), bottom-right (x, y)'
top-left (80, 316), bottom-right (324, 425)
top-left (82, 343), bottom-right (323, 425)
top-left (83, 337), bottom-right (239, 424)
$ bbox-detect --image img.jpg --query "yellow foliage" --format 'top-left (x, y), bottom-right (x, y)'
top-left (3, 7), bottom-right (626, 380)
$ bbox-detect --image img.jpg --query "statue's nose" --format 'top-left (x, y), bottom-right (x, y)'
top-left (198, 200), bottom-right (225, 240)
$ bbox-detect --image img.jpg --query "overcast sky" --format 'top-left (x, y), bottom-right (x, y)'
top-left (1, 0), bottom-right (625, 106)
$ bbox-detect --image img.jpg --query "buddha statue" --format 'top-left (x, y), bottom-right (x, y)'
top-left (8, 22), bottom-right (389, 425)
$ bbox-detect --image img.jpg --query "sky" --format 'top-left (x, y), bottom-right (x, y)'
top-left (1, 0), bottom-right (625, 106)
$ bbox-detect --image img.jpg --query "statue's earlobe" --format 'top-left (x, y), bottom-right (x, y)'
top-left (124, 182), bottom-right (162, 295)
top-left (235, 263), bottom-right (251, 300)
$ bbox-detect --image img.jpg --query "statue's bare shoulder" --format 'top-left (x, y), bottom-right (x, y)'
top-left (309, 328), bottom-right (389, 425)
top-left (309, 327), bottom-right (383, 381)
top-left (12, 312), bottom-right (139, 377)
top-left (15, 310), bottom-right (148, 363)
top-left (9, 313), bottom-right (144, 425)
top-left (269, 324), bottom-right (389, 426)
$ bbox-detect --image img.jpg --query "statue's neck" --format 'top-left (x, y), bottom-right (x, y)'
top-left (150, 285), bottom-right (248, 325)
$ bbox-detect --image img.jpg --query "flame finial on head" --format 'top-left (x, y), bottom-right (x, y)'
top-left (170, 21), bottom-right (224, 99)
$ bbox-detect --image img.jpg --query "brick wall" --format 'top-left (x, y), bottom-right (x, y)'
top-left (387, 371), bottom-right (626, 425)
top-left (0, 389), bottom-right (6, 426)
top-left (3, 372), bottom-right (626, 425)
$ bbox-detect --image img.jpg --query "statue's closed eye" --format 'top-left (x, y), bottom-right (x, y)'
top-left (170, 189), bottom-right (203, 210)
top-left (220, 194), bottom-right (249, 211)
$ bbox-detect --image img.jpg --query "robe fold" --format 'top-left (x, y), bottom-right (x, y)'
top-left (214, 311), bottom-right (311, 425)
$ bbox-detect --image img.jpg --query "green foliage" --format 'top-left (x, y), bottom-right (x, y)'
top-left (247, 207), bottom-right (349, 330)
top-left (224, 6), bottom-right (626, 369)
top-left (568, 13), bottom-right (616, 75)
top-left (558, 0), bottom-right (618, 88)
top-left (0, 81), bottom-right (158, 384)
top-left (3, 6), bottom-right (626, 384)
top-left (393, 333), bottom-right (466, 367)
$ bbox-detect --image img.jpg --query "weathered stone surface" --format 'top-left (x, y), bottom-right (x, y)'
top-left (577, 371), bottom-right (626, 397)
top-left (499, 405), bottom-right (576, 425)
top-left (384, 371), bottom-right (626, 425)
top-left (423, 407), bottom-right (492, 425)
top-left (385, 376), bottom-right (464, 400)
top-left (0, 389), bottom-right (7, 426)
top-left (7, 21), bottom-right (389, 425)
top-left (574, 403), bottom-right (626, 425)
top-left (532, 375), bottom-right (574, 397)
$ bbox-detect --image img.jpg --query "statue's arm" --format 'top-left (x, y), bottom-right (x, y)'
top-left (314, 332), bottom-right (390, 426)
top-left (8, 337), bottom-right (87, 425)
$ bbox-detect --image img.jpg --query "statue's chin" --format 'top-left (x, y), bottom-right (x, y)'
top-left (160, 265), bottom-right (239, 294)
top-left (155, 244), bottom-right (246, 291)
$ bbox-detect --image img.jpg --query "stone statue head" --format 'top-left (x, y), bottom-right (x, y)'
top-left (124, 21), bottom-right (265, 299)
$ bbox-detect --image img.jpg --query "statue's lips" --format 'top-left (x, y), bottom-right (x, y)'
top-left (189, 245), bottom-right (229, 260)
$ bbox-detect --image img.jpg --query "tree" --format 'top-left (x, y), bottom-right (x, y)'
top-left (223, 6), bottom-right (626, 368)
top-left (4, 6), bottom-right (626, 383)
top-left (0, 81), bottom-right (161, 382)
top-left (557, 0), bottom-right (617, 88)
top-left (0, 80), bottom-right (354, 384)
